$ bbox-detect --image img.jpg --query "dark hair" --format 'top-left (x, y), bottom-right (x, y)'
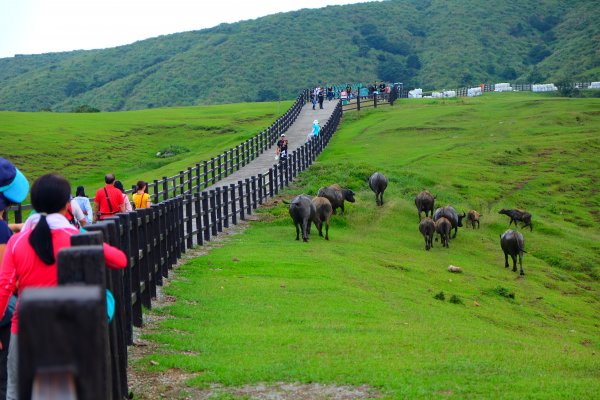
top-left (75, 185), bottom-right (86, 197)
top-left (114, 180), bottom-right (125, 193)
top-left (29, 174), bottom-right (71, 265)
top-left (105, 174), bottom-right (115, 184)
top-left (136, 180), bottom-right (147, 191)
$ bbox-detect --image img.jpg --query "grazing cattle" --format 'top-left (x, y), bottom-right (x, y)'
top-left (435, 217), bottom-right (452, 248)
top-left (467, 210), bottom-right (481, 229)
top-left (433, 206), bottom-right (466, 239)
top-left (317, 184), bottom-right (355, 215)
top-left (288, 195), bottom-right (317, 242)
top-left (419, 217), bottom-right (435, 250)
top-left (500, 229), bottom-right (526, 275)
top-left (415, 191), bottom-right (436, 220)
top-left (312, 196), bottom-right (333, 240)
top-left (499, 208), bottom-right (533, 231)
top-left (369, 172), bottom-right (388, 206)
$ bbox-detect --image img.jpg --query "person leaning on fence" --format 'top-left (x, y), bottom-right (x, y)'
top-left (0, 158), bottom-right (28, 400)
top-left (327, 85), bottom-right (334, 101)
top-left (74, 185), bottom-right (93, 225)
top-left (132, 181), bottom-right (151, 209)
top-left (276, 134), bottom-right (288, 161)
top-left (114, 180), bottom-right (133, 212)
top-left (93, 174), bottom-right (125, 222)
top-left (0, 173), bottom-right (127, 400)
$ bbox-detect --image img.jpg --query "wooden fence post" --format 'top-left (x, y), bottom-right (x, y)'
top-left (238, 180), bottom-right (245, 220)
top-left (186, 194), bottom-right (193, 249)
top-left (202, 192), bottom-right (210, 242)
top-left (216, 187), bottom-right (223, 233)
top-left (222, 186), bottom-right (229, 229)
top-left (19, 286), bottom-right (109, 400)
top-left (245, 178), bottom-right (252, 215)
top-left (230, 183), bottom-right (238, 225)
top-left (268, 168), bottom-right (274, 198)
top-left (203, 161), bottom-right (209, 190)
top-left (194, 192), bottom-right (203, 246)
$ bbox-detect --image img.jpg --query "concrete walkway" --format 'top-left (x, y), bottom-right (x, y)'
top-left (210, 99), bottom-right (337, 188)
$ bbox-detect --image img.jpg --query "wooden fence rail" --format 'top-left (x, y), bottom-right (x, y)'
top-left (22, 97), bottom-right (342, 399)
top-left (5, 89), bottom-right (311, 223)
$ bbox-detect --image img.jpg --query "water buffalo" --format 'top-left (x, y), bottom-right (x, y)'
top-left (500, 229), bottom-right (526, 275)
top-left (435, 217), bottom-right (452, 248)
top-left (369, 172), bottom-right (388, 206)
top-left (312, 196), bottom-right (333, 240)
top-left (467, 210), bottom-right (481, 229)
top-left (288, 195), bottom-right (317, 242)
top-left (419, 217), bottom-right (435, 250)
top-left (317, 184), bottom-right (355, 215)
top-left (433, 206), bottom-right (466, 239)
top-left (415, 190), bottom-right (436, 220)
top-left (499, 208), bottom-right (533, 231)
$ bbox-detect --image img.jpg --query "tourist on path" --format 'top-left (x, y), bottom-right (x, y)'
top-left (114, 180), bottom-right (133, 212)
top-left (0, 158), bottom-right (28, 400)
top-left (74, 186), bottom-right (93, 225)
top-left (132, 181), bottom-right (151, 209)
top-left (93, 174), bottom-right (125, 222)
top-left (0, 173), bottom-right (127, 400)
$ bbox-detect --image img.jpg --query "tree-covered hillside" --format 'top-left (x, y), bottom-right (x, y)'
top-left (0, 0), bottom-right (598, 111)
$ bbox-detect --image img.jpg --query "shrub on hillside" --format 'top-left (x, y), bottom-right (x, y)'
top-left (72, 104), bottom-right (100, 113)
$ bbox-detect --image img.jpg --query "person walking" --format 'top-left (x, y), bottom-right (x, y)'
top-left (93, 174), bottom-right (125, 222)
top-left (276, 134), bottom-right (289, 162)
top-left (318, 88), bottom-right (325, 109)
top-left (74, 186), bottom-right (93, 225)
top-left (132, 181), bottom-right (151, 209)
top-left (327, 85), bottom-right (334, 101)
top-left (0, 158), bottom-right (28, 400)
top-left (114, 180), bottom-right (132, 212)
top-left (0, 173), bottom-right (127, 400)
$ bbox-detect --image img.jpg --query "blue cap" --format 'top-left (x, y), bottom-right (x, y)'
top-left (0, 157), bottom-right (29, 204)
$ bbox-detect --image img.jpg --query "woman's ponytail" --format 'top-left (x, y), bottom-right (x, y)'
top-left (29, 173), bottom-right (72, 265)
top-left (28, 213), bottom-right (55, 265)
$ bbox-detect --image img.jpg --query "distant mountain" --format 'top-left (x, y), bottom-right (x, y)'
top-left (0, 0), bottom-right (598, 111)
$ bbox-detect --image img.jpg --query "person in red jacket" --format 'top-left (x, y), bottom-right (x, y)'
top-left (93, 173), bottom-right (125, 222)
top-left (0, 173), bottom-right (127, 400)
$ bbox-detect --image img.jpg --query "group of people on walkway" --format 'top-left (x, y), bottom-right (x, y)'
top-left (0, 156), bottom-right (158, 399)
top-left (311, 85), bottom-right (335, 110)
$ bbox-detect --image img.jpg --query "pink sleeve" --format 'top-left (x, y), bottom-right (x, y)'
top-left (103, 243), bottom-right (127, 270)
top-left (0, 238), bottom-right (18, 319)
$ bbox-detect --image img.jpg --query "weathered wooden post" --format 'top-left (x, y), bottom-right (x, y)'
top-left (19, 286), bottom-right (109, 400)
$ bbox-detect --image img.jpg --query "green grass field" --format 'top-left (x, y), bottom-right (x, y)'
top-left (0, 100), bottom-right (292, 195)
top-left (131, 93), bottom-right (599, 399)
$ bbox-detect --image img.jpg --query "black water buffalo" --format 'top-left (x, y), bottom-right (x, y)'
top-left (435, 217), bottom-right (452, 248)
top-left (433, 206), bottom-right (466, 239)
top-left (467, 210), bottom-right (481, 229)
top-left (317, 184), bottom-right (355, 215)
top-left (500, 229), bottom-right (526, 275)
top-left (499, 208), bottom-right (533, 231)
top-left (419, 217), bottom-right (435, 250)
top-left (288, 195), bottom-right (317, 242)
top-left (415, 191), bottom-right (436, 220)
top-left (312, 196), bottom-right (333, 240)
top-left (369, 172), bottom-right (388, 206)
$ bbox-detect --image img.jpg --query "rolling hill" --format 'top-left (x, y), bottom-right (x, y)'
top-left (0, 0), bottom-right (598, 112)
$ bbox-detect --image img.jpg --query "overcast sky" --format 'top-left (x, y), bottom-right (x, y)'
top-left (0, 0), bottom-right (379, 59)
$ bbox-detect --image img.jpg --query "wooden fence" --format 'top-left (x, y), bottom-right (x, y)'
top-left (5, 89), bottom-right (311, 223)
top-left (21, 99), bottom-right (343, 399)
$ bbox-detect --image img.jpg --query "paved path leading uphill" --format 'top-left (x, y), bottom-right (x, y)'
top-left (209, 99), bottom-right (337, 188)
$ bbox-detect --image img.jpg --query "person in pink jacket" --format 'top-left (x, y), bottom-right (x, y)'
top-left (0, 173), bottom-right (127, 400)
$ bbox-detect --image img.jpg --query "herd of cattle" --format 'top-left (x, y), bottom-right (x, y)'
top-left (288, 172), bottom-right (533, 275)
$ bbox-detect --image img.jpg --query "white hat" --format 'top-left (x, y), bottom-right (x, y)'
top-left (313, 120), bottom-right (318, 124)
top-left (281, 133), bottom-right (285, 137)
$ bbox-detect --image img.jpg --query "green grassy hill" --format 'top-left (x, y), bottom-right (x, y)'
top-left (0, 0), bottom-right (598, 111)
top-left (0, 100), bottom-right (291, 195)
top-left (133, 93), bottom-right (599, 399)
